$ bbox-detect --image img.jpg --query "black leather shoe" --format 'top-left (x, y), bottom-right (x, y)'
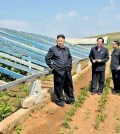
top-left (113, 90), bottom-right (119, 94)
top-left (97, 92), bottom-right (102, 95)
top-left (65, 100), bottom-right (75, 104)
top-left (91, 92), bottom-right (96, 95)
top-left (56, 103), bottom-right (65, 108)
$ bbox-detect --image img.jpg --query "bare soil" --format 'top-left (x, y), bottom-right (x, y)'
top-left (20, 68), bottom-right (92, 134)
top-left (18, 61), bottom-right (120, 134)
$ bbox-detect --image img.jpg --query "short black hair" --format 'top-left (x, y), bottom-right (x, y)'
top-left (114, 40), bottom-right (120, 46)
top-left (57, 34), bottom-right (65, 39)
top-left (97, 37), bottom-right (104, 43)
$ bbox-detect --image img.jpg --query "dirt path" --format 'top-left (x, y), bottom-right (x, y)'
top-left (60, 92), bottom-right (101, 134)
top-left (20, 68), bottom-right (92, 134)
top-left (18, 60), bottom-right (120, 134)
top-left (59, 61), bottom-right (120, 134)
top-left (98, 91), bottom-right (120, 134)
top-left (62, 79), bottom-right (120, 134)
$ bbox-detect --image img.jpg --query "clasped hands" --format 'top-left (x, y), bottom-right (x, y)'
top-left (92, 59), bottom-right (102, 63)
top-left (117, 66), bottom-right (120, 70)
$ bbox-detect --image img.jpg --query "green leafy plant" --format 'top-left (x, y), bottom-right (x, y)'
top-left (62, 85), bottom-right (90, 129)
top-left (21, 84), bottom-right (30, 96)
top-left (95, 74), bottom-right (110, 130)
top-left (95, 113), bottom-right (107, 130)
top-left (15, 125), bottom-right (22, 134)
top-left (98, 77), bottom-right (110, 112)
top-left (15, 92), bottom-right (22, 107)
top-left (0, 103), bottom-right (12, 121)
top-left (0, 91), bottom-right (10, 101)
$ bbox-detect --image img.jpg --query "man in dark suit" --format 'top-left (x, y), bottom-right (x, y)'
top-left (45, 34), bottom-right (75, 107)
top-left (110, 41), bottom-right (120, 94)
top-left (89, 37), bottom-right (109, 95)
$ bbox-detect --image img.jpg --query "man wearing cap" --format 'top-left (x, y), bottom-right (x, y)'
top-left (89, 37), bottom-right (109, 95)
top-left (45, 34), bottom-right (75, 107)
top-left (110, 41), bottom-right (120, 94)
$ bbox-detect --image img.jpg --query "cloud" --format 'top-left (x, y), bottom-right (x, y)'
top-left (98, 20), bottom-right (112, 26)
top-left (79, 16), bottom-right (91, 21)
top-left (97, 0), bottom-right (117, 27)
top-left (110, 0), bottom-right (115, 4)
top-left (55, 13), bottom-right (64, 21)
top-left (80, 30), bottom-right (92, 35)
top-left (38, 15), bottom-right (43, 19)
top-left (67, 11), bottom-right (77, 18)
top-left (0, 19), bottom-right (30, 31)
top-left (115, 14), bottom-right (120, 20)
top-left (45, 24), bottom-right (52, 28)
top-left (98, 0), bottom-right (116, 16)
top-left (55, 11), bottom-right (77, 22)
top-left (104, 0), bottom-right (116, 12)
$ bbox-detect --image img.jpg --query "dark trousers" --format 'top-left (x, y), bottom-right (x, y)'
top-left (54, 70), bottom-right (74, 105)
top-left (111, 70), bottom-right (120, 92)
top-left (91, 70), bottom-right (105, 93)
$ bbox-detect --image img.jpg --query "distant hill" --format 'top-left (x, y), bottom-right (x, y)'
top-left (89, 32), bottom-right (120, 50)
top-left (89, 32), bottom-right (120, 44)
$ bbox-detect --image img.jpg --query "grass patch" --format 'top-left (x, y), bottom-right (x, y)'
top-left (95, 75), bottom-right (111, 130)
top-left (14, 92), bottom-right (22, 108)
top-left (20, 84), bottom-right (30, 96)
top-left (0, 84), bottom-right (30, 121)
top-left (98, 77), bottom-right (110, 112)
top-left (105, 43), bottom-right (113, 51)
top-left (81, 59), bottom-right (89, 69)
top-left (40, 74), bottom-right (53, 81)
top-left (62, 85), bottom-right (90, 129)
top-left (0, 102), bottom-right (12, 121)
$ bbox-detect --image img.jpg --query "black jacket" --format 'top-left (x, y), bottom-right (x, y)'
top-left (45, 45), bottom-right (72, 76)
top-left (110, 48), bottom-right (120, 70)
top-left (89, 46), bottom-right (109, 71)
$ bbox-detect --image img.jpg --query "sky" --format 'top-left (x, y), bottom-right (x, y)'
top-left (0, 0), bottom-right (120, 38)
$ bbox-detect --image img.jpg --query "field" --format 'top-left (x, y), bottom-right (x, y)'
top-left (14, 33), bottom-right (120, 134)
top-left (1, 32), bottom-right (120, 134)
top-left (11, 59), bottom-right (120, 134)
